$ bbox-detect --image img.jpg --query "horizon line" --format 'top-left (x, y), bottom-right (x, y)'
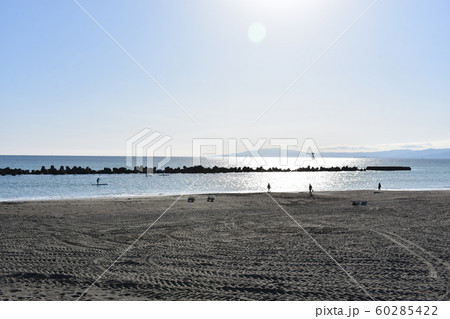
top-left (0, 147), bottom-right (449, 158)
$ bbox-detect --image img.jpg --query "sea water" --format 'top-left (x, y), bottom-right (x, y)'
top-left (0, 156), bottom-right (449, 201)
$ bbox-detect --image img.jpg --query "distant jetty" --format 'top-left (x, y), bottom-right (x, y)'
top-left (0, 165), bottom-right (411, 176)
top-left (366, 166), bottom-right (411, 171)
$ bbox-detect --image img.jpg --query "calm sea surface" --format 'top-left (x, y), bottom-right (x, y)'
top-left (0, 156), bottom-right (449, 201)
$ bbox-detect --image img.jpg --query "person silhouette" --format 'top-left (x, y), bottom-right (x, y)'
top-left (97, 178), bottom-right (100, 185)
top-left (309, 183), bottom-right (313, 196)
top-left (378, 182), bottom-right (381, 191)
top-left (267, 183), bottom-right (271, 192)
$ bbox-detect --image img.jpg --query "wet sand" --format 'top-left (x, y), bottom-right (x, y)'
top-left (0, 191), bottom-right (448, 300)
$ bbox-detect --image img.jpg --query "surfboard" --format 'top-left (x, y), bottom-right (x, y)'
top-left (91, 183), bottom-right (108, 186)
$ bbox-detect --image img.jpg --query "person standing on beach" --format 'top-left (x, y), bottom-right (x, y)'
top-left (267, 183), bottom-right (271, 192)
top-left (378, 182), bottom-right (381, 190)
top-left (309, 183), bottom-right (313, 196)
top-left (97, 178), bottom-right (100, 185)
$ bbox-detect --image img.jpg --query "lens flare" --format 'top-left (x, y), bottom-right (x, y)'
top-left (248, 22), bottom-right (266, 44)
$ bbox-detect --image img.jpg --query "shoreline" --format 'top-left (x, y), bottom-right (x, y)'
top-left (1, 188), bottom-right (450, 204)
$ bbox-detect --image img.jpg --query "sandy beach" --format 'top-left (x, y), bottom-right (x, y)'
top-left (0, 191), bottom-right (448, 301)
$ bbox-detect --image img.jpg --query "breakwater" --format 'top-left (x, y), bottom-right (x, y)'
top-left (0, 165), bottom-right (411, 176)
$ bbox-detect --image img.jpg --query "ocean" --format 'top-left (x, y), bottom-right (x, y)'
top-left (0, 155), bottom-right (449, 201)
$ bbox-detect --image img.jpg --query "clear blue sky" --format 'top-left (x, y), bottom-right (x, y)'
top-left (1, 0), bottom-right (449, 155)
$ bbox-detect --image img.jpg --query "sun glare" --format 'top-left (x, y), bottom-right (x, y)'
top-left (239, 0), bottom-right (314, 15)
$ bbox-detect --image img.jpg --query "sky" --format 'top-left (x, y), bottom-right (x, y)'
top-left (1, 0), bottom-right (449, 156)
